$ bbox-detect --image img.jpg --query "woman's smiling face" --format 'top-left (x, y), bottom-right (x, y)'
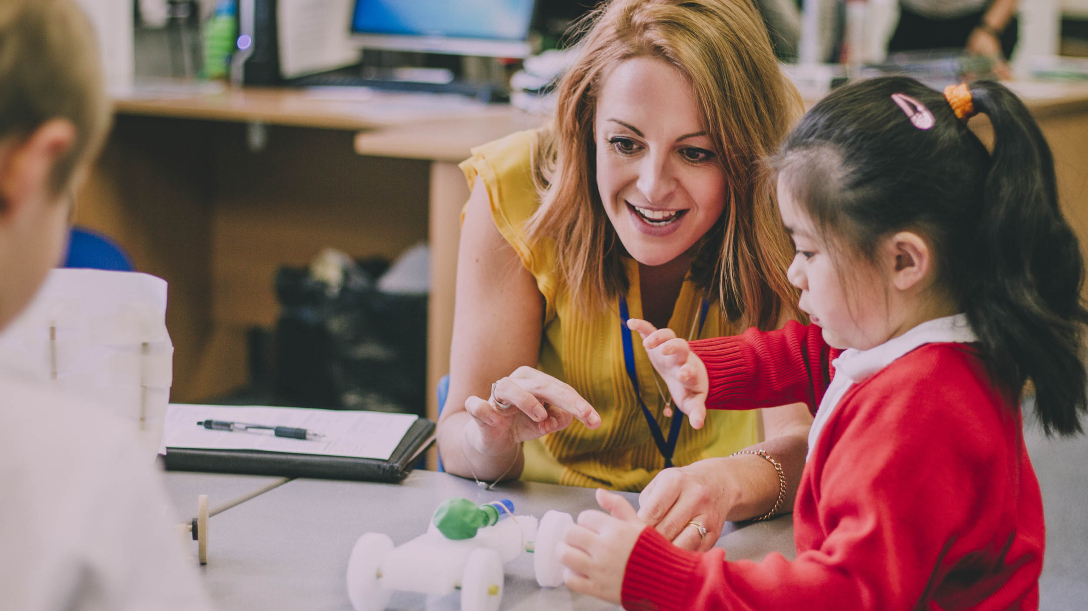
top-left (594, 57), bottom-right (727, 267)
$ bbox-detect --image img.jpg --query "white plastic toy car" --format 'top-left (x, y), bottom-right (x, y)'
top-left (346, 500), bottom-right (576, 611)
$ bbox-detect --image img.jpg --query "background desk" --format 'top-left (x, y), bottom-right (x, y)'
top-left (77, 86), bottom-right (543, 426)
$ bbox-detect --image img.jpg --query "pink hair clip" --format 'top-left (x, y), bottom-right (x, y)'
top-left (891, 93), bottom-right (935, 130)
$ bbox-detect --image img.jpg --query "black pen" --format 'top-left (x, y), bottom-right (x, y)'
top-left (197, 419), bottom-right (325, 441)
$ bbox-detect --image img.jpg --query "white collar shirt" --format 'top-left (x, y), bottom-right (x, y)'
top-left (807, 314), bottom-right (978, 461)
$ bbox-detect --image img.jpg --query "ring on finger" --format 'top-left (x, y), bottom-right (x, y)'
top-left (490, 382), bottom-right (515, 410)
top-left (686, 520), bottom-right (708, 540)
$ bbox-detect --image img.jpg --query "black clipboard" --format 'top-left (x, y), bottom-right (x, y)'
top-left (163, 417), bottom-right (435, 483)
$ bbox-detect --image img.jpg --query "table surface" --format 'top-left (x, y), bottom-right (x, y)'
top-left (163, 469), bottom-right (793, 611)
top-left (164, 471), bottom-right (289, 523)
top-left (163, 420), bottom-right (1088, 611)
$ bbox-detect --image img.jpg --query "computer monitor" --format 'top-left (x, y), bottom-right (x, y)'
top-left (350, 0), bottom-right (539, 58)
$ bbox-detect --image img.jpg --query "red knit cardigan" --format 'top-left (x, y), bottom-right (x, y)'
top-left (620, 322), bottom-right (1044, 611)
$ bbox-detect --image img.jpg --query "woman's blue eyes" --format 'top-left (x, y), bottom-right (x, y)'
top-left (607, 137), bottom-right (715, 163)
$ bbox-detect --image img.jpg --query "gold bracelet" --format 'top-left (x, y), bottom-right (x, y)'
top-left (730, 449), bottom-right (786, 522)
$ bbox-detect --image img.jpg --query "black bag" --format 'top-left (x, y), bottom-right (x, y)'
top-left (272, 254), bottom-right (427, 417)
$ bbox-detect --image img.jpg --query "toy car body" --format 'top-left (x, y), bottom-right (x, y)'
top-left (347, 509), bottom-right (576, 611)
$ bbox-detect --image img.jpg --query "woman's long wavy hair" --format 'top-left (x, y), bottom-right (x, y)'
top-left (523, 0), bottom-right (802, 329)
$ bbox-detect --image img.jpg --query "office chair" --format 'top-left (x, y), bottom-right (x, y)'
top-left (64, 227), bottom-right (134, 272)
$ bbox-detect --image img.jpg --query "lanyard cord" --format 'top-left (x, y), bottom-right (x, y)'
top-left (618, 296), bottom-right (710, 468)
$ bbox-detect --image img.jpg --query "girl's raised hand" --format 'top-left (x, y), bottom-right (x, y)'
top-left (626, 318), bottom-right (709, 429)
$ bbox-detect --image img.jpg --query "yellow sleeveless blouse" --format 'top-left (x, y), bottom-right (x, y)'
top-left (460, 130), bottom-right (759, 492)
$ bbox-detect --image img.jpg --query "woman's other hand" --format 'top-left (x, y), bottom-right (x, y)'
top-left (639, 403), bottom-right (811, 550)
top-left (464, 366), bottom-right (601, 456)
top-left (636, 459), bottom-right (731, 551)
top-left (626, 318), bottom-right (708, 428)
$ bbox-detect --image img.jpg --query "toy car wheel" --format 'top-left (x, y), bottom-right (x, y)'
top-left (534, 510), bottom-right (574, 588)
top-left (196, 494), bottom-right (209, 565)
top-left (460, 547), bottom-right (503, 611)
top-left (346, 533), bottom-right (394, 611)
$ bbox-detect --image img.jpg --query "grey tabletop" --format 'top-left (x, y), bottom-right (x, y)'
top-left (163, 469), bottom-right (792, 611)
top-left (164, 470), bottom-right (290, 525)
top-left (161, 419), bottom-right (1087, 611)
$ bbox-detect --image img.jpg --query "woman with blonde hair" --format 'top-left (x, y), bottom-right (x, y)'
top-left (439, 0), bottom-right (813, 550)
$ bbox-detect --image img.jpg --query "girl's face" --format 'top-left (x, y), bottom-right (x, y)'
top-left (778, 176), bottom-right (895, 351)
top-left (594, 57), bottom-right (726, 267)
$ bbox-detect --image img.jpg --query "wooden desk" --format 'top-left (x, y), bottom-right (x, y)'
top-left (78, 85), bottom-right (543, 426)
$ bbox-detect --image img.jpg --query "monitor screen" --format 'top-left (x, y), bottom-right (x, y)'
top-left (351, 0), bottom-right (538, 57)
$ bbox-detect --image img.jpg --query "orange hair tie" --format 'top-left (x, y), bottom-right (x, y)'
top-left (944, 83), bottom-right (977, 121)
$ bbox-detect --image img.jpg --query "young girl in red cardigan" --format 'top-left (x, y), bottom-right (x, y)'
top-left (556, 76), bottom-right (1088, 610)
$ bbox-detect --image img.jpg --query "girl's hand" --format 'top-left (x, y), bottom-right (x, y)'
top-left (464, 366), bottom-right (601, 456)
top-left (626, 318), bottom-right (709, 429)
top-left (558, 488), bottom-right (647, 605)
top-left (638, 459), bottom-right (729, 551)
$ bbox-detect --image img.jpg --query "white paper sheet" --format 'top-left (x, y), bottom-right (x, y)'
top-left (163, 404), bottom-right (418, 461)
top-left (278, 0), bottom-right (358, 79)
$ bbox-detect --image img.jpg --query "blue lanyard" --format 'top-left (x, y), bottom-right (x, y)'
top-left (618, 296), bottom-right (710, 468)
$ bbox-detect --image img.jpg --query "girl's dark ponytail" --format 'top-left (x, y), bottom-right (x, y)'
top-left (965, 81), bottom-right (1088, 436)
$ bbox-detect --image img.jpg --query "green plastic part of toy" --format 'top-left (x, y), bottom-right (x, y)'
top-left (432, 498), bottom-right (499, 540)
